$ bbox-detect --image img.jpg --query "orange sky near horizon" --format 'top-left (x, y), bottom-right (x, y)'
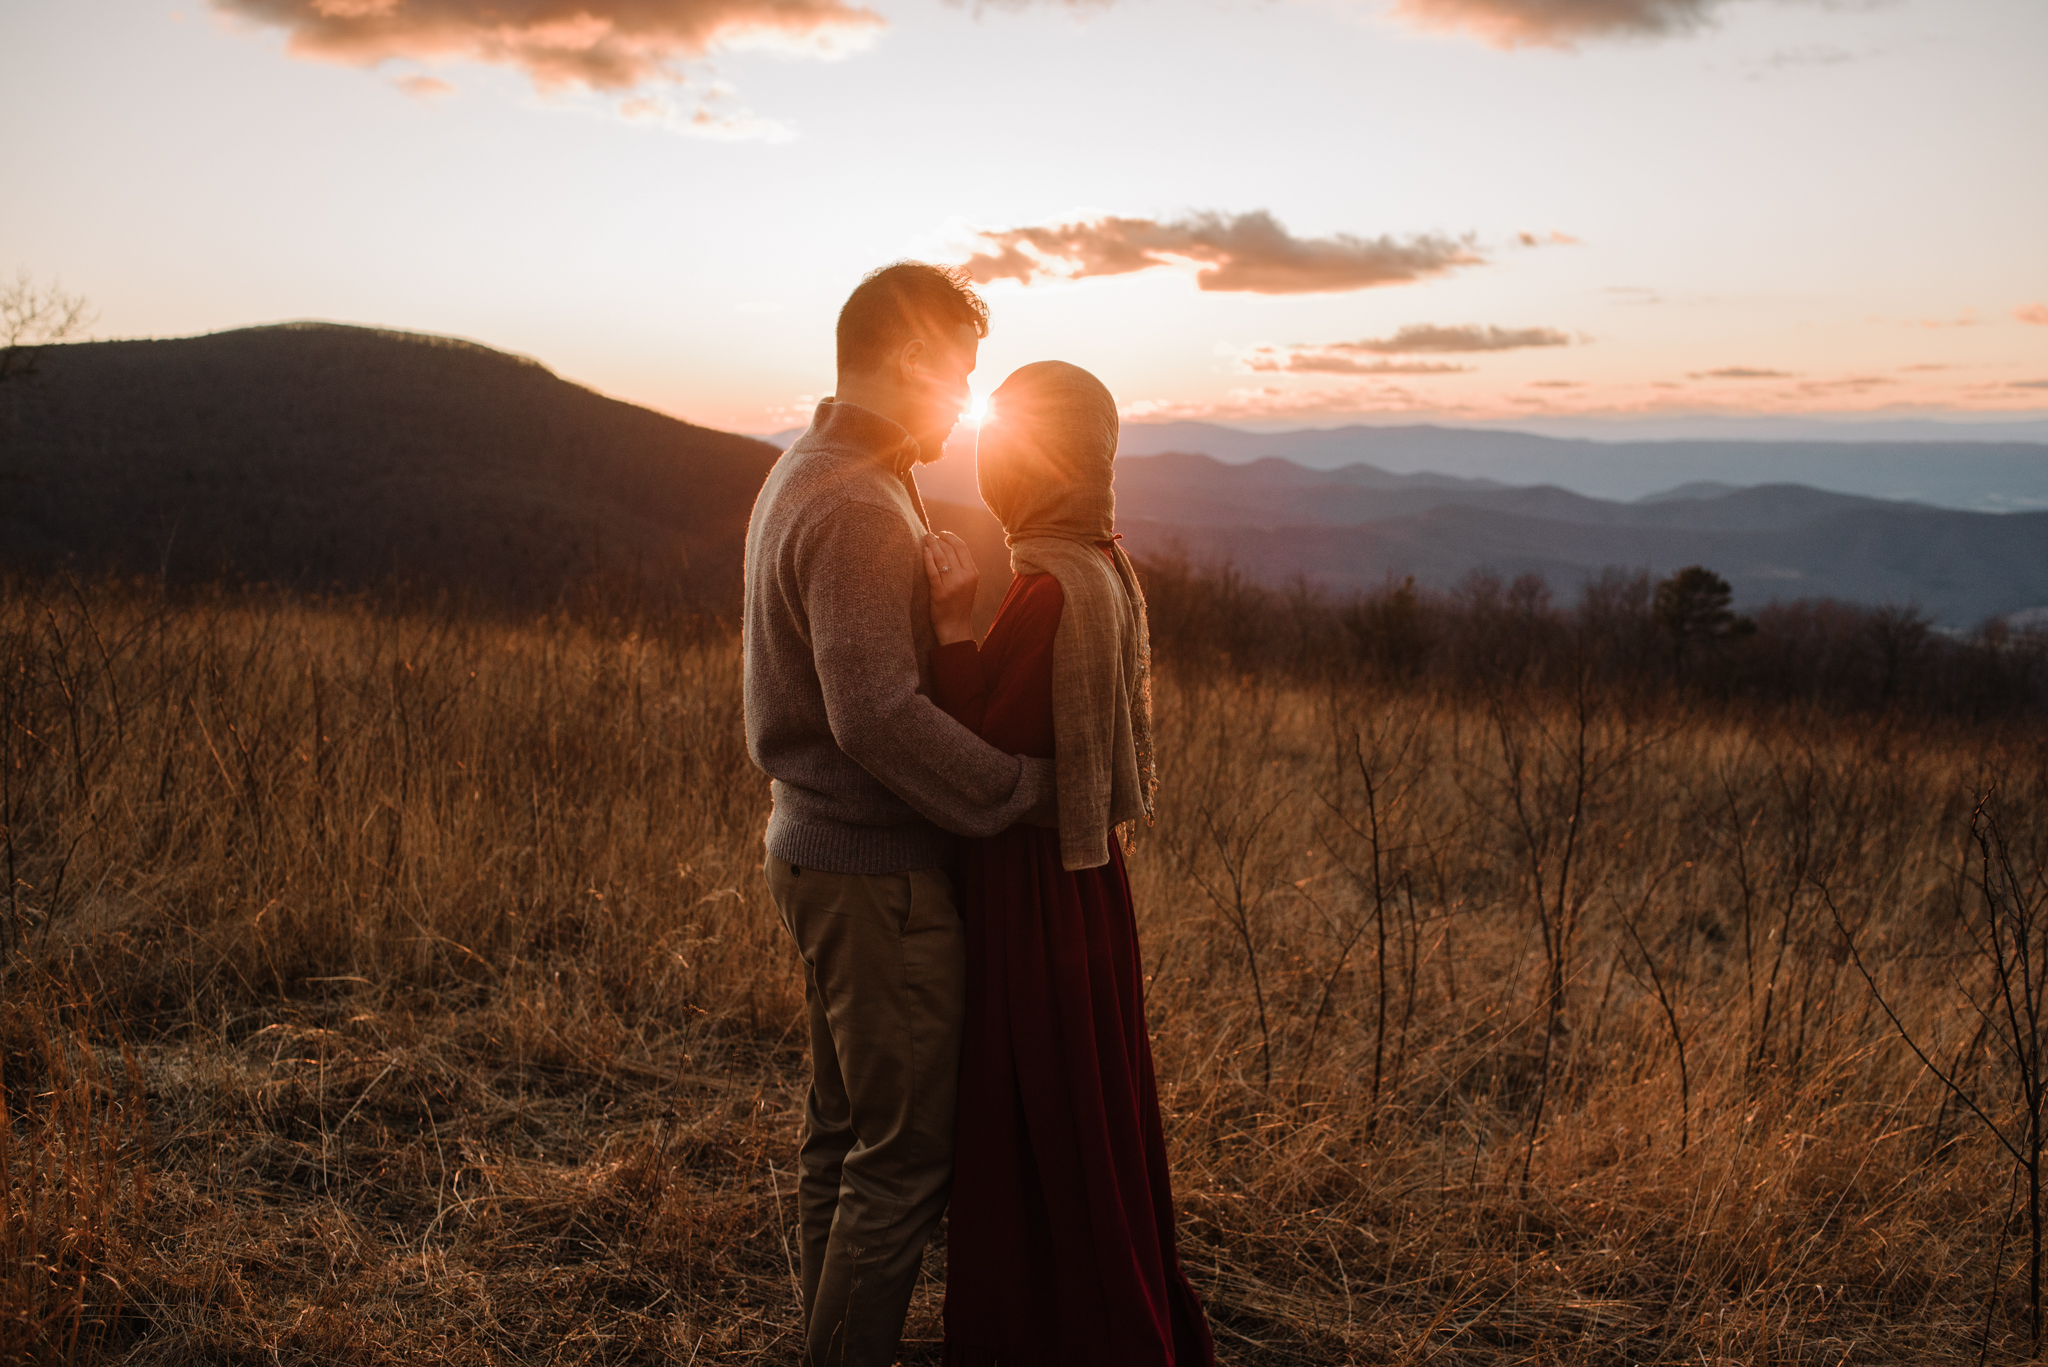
top-left (3, 0), bottom-right (2045, 436)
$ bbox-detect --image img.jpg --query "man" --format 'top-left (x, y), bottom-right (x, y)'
top-left (742, 261), bottom-right (1052, 1367)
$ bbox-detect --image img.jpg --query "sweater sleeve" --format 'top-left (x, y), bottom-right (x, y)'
top-left (800, 502), bottom-right (1051, 838)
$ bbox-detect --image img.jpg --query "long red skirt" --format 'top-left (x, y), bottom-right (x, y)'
top-left (941, 827), bottom-right (1216, 1367)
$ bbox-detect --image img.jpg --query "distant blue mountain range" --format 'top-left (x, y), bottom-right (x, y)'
top-left (895, 438), bottom-right (2048, 627)
top-left (1103, 421), bottom-right (2048, 512)
top-left (762, 417), bottom-right (2048, 513)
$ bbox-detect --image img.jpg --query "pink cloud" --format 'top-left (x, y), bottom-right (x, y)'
top-left (1242, 349), bottom-right (1469, 376)
top-left (1120, 384), bottom-right (1450, 424)
top-left (212, 0), bottom-right (882, 93)
top-left (2018, 303), bottom-right (2048, 326)
top-left (956, 211), bottom-right (1483, 295)
top-left (1391, 0), bottom-right (1723, 49)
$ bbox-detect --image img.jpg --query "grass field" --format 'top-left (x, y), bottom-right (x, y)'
top-left (4, 573), bottom-right (2046, 1364)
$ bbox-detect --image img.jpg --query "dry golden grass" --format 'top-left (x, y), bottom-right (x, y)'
top-left (3, 574), bottom-right (2045, 1365)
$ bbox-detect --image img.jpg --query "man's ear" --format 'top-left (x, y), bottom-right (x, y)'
top-left (895, 336), bottom-right (928, 382)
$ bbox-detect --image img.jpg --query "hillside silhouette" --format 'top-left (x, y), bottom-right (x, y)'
top-left (0, 324), bottom-right (793, 610)
top-left (0, 323), bottom-right (1021, 618)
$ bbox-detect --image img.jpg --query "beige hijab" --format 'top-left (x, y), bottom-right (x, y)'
top-left (976, 361), bottom-right (1155, 871)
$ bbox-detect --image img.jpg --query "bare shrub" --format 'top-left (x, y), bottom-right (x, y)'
top-left (0, 970), bottom-right (152, 1362)
top-left (0, 270), bottom-right (93, 385)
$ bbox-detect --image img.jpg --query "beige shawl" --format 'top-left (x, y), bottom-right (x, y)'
top-left (975, 361), bottom-right (1155, 871)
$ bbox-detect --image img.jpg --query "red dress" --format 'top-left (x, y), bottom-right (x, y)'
top-left (930, 567), bottom-right (1216, 1367)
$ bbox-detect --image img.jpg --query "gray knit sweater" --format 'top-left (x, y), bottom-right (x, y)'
top-left (743, 400), bottom-right (1053, 874)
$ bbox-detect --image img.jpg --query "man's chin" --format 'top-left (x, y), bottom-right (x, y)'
top-left (913, 422), bottom-right (961, 464)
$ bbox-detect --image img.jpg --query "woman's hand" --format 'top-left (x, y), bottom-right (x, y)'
top-left (922, 531), bottom-right (980, 645)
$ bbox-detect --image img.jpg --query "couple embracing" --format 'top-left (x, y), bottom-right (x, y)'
top-left (742, 261), bottom-right (1216, 1367)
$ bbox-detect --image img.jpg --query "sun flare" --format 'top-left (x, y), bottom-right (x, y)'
top-left (963, 393), bottom-right (991, 424)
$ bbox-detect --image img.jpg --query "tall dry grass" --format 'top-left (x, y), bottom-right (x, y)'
top-left (2, 571), bottom-right (2045, 1364)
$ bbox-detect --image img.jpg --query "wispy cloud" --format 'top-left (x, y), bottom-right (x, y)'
top-left (1797, 375), bottom-right (1895, 394)
top-left (1243, 351), bottom-right (1470, 376)
top-left (948, 0), bottom-right (1114, 10)
top-left (1116, 369), bottom-right (2048, 427)
top-left (1747, 43), bottom-right (1865, 76)
top-left (1389, 0), bottom-right (1725, 49)
top-left (617, 88), bottom-right (794, 139)
top-left (1237, 323), bottom-right (1569, 376)
top-left (1324, 323), bottom-right (1573, 354)
top-left (2018, 303), bottom-right (2048, 326)
top-left (956, 211), bottom-right (1484, 295)
top-left (1121, 384), bottom-right (1449, 423)
top-left (213, 0), bottom-right (881, 95)
top-left (391, 73), bottom-right (455, 99)
top-left (1690, 366), bottom-right (1794, 379)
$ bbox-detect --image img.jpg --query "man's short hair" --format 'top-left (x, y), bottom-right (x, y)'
top-left (836, 261), bottom-right (989, 375)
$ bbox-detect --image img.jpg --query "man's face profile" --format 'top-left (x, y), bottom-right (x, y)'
top-left (905, 324), bottom-right (979, 458)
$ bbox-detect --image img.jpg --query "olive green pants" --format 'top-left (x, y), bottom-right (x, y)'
top-left (765, 855), bottom-right (965, 1367)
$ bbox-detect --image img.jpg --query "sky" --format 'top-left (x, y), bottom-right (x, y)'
top-left (3, 0), bottom-right (2045, 436)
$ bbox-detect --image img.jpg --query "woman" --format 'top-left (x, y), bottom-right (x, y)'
top-left (919, 361), bottom-right (1216, 1367)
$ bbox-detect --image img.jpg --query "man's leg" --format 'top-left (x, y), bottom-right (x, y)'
top-left (768, 858), bottom-right (856, 1328)
top-left (766, 856), bottom-right (965, 1367)
top-left (796, 958), bottom-right (855, 1321)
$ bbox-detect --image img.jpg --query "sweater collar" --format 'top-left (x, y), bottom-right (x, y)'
top-left (803, 399), bottom-right (923, 476)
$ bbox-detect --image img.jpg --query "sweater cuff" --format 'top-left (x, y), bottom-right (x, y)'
top-left (1018, 756), bottom-right (1060, 828)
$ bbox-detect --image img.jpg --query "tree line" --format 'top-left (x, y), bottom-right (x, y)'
top-left (1137, 554), bottom-right (2048, 722)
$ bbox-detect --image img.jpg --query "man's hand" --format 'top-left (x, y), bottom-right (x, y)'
top-left (922, 531), bottom-right (980, 645)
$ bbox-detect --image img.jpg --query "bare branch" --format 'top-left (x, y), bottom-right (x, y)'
top-left (1, 268), bottom-right (95, 384)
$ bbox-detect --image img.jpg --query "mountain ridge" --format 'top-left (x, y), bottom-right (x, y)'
top-left (770, 416), bottom-right (2048, 511)
top-left (1106, 421), bottom-right (2048, 510)
top-left (6, 325), bottom-right (2042, 627)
